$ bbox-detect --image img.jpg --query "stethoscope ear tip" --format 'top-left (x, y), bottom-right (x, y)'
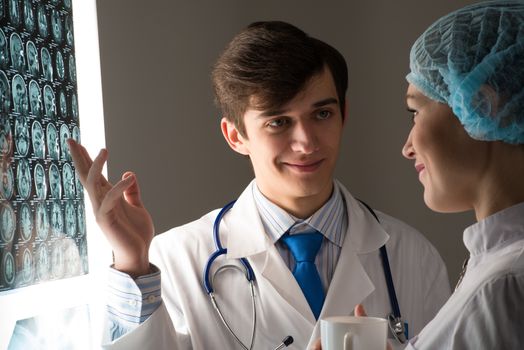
top-left (283, 336), bottom-right (293, 346)
top-left (273, 335), bottom-right (294, 349)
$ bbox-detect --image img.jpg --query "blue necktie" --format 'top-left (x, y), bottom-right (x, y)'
top-left (281, 231), bottom-right (325, 319)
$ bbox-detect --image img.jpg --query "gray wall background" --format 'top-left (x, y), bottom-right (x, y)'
top-left (95, 0), bottom-right (479, 286)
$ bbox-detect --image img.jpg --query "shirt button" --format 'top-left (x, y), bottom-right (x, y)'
top-left (128, 300), bottom-right (138, 307)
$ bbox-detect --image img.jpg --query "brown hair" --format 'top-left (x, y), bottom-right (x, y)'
top-left (212, 21), bottom-right (348, 137)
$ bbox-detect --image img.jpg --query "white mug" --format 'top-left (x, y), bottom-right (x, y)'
top-left (321, 316), bottom-right (388, 350)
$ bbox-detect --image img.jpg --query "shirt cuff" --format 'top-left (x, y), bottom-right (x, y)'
top-left (106, 264), bottom-right (162, 325)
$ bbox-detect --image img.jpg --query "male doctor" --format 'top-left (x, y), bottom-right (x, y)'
top-left (68, 21), bottom-right (450, 349)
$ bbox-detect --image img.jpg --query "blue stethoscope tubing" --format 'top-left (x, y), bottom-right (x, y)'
top-left (357, 200), bottom-right (407, 343)
top-left (203, 200), bottom-right (260, 350)
top-left (203, 199), bottom-right (407, 348)
top-left (203, 200), bottom-right (255, 294)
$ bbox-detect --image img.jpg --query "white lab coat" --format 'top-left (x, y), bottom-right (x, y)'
top-left (407, 201), bottom-right (524, 350)
top-left (102, 181), bottom-right (450, 349)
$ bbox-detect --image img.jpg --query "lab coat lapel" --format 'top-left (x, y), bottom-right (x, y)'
top-left (224, 181), bottom-right (317, 325)
top-left (307, 185), bottom-right (390, 345)
top-left (224, 181), bottom-right (268, 258)
top-left (259, 243), bottom-right (317, 324)
top-left (319, 195), bottom-right (381, 318)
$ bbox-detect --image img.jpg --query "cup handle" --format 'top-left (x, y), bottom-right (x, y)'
top-left (343, 332), bottom-right (353, 350)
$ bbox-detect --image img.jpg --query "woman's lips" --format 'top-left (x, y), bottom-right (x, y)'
top-left (415, 163), bottom-right (425, 173)
top-left (415, 163), bottom-right (426, 181)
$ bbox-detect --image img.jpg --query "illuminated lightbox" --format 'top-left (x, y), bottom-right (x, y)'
top-left (0, 0), bottom-right (87, 292)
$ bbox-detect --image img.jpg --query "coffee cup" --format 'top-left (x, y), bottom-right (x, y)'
top-left (320, 316), bottom-right (388, 350)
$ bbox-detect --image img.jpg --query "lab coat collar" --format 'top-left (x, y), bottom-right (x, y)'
top-left (337, 181), bottom-right (390, 254)
top-left (225, 180), bottom-right (389, 258)
top-left (464, 201), bottom-right (524, 263)
top-left (224, 180), bottom-right (270, 259)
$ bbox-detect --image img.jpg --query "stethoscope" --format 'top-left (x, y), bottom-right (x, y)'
top-left (358, 200), bottom-right (408, 345)
top-left (203, 199), bottom-right (407, 349)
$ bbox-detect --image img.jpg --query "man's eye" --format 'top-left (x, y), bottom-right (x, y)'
top-left (267, 118), bottom-right (288, 128)
top-left (317, 110), bottom-right (331, 120)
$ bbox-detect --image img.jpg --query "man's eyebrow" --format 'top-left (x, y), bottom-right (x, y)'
top-left (257, 97), bottom-right (339, 118)
top-left (258, 108), bottom-right (287, 118)
top-left (313, 97), bottom-right (338, 108)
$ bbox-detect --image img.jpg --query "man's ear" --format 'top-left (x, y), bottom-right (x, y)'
top-left (221, 117), bottom-right (249, 155)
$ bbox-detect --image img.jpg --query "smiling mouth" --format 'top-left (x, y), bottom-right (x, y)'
top-left (284, 159), bottom-right (324, 173)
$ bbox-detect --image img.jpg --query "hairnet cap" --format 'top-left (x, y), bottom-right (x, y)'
top-left (407, 0), bottom-right (524, 144)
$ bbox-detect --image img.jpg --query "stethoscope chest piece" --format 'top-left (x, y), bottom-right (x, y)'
top-left (388, 313), bottom-right (407, 344)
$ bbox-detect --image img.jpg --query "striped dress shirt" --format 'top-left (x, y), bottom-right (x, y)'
top-left (252, 180), bottom-right (348, 292)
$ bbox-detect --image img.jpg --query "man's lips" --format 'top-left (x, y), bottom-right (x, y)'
top-left (284, 159), bottom-right (324, 172)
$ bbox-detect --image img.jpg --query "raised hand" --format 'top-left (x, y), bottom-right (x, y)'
top-left (67, 139), bottom-right (154, 277)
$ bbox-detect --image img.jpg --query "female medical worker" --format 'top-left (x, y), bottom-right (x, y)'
top-left (402, 1), bottom-right (524, 348)
top-left (68, 21), bottom-right (450, 349)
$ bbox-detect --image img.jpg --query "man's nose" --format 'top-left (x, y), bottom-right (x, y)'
top-left (290, 121), bottom-right (319, 154)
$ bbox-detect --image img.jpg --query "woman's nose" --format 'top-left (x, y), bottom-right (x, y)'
top-left (402, 130), bottom-right (415, 159)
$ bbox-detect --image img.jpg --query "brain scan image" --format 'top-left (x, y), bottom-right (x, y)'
top-left (1, 164), bottom-right (14, 200)
top-left (16, 158), bottom-right (31, 200)
top-left (29, 80), bottom-right (42, 117)
top-left (0, 202), bottom-right (16, 243)
top-left (36, 243), bottom-right (50, 281)
top-left (11, 74), bottom-right (28, 114)
top-left (50, 200), bottom-right (63, 238)
top-left (18, 201), bottom-right (33, 241)
top-left (0, 0), bottom-right (85, 292)
top-left (35, 200), bottom-right (49, 241)
top-left (48, 163), bottom-right (61, 199)
top-left (3, 252), bottom-right (15, 285)
top-left (31, 120), bottom-right (45, 159)
top-left (34, 163), bottom-right (47, 200)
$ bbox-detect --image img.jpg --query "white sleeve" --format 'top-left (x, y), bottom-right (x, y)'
top-left (102, 302), bottom-right (186, 350)
top-left (407, 271), bottom-right (524, 350)
top-left (449, 272), bottom-right (524, 349)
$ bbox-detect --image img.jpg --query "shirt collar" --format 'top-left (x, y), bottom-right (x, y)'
top-left (464, 201), bottom-right (524, 258)
top-left (252, 180), bottom-right (348, 247)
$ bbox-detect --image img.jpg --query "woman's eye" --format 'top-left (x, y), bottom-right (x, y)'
top-left (407, 108), bottom-right (418, 121)
top-left (317, 110), bottom-right (331, 120)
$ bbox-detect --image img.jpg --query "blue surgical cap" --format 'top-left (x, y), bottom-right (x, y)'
top-left (407, 0), bottom-right (524, 144)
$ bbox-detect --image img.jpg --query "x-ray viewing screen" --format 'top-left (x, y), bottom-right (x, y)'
top-left (0, 0), bottom-right (87, 292)
top-left (8, 304), bottom-right (92, 349)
